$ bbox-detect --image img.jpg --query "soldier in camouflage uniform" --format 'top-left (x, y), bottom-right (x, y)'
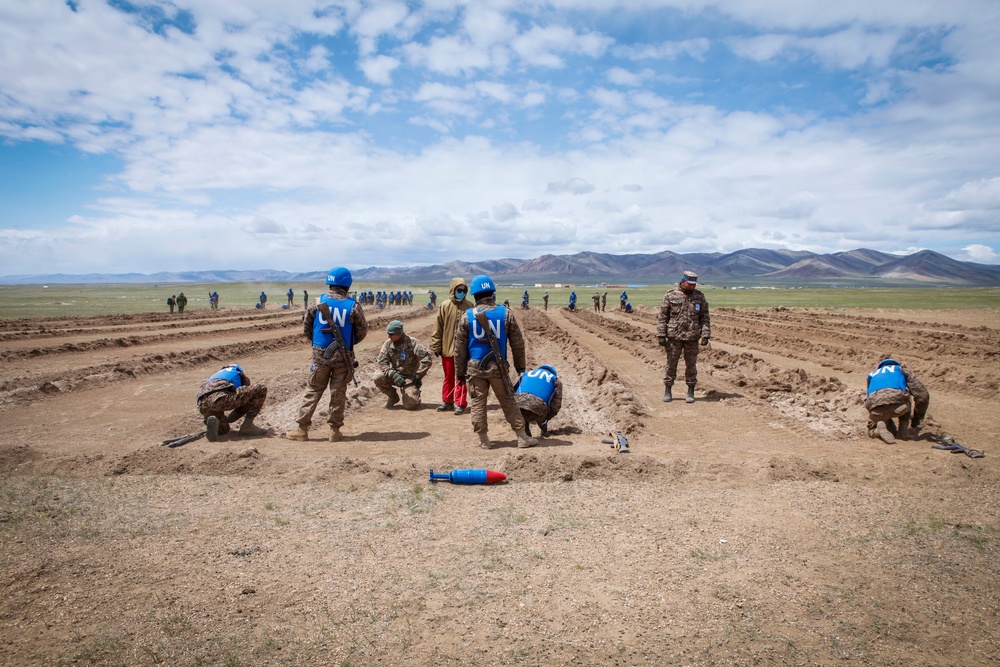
top-left (864, 357), bottom-right (929, 443)
top-left (455, 274), bottom-right (538, 449)
top-left (657, 270), bottom-right (711, 403)
top-left (601, 291), bottom-right (607, 311)
top-left (592, 292), bottom-right (601, 312)
top-left (197, 364), bottom-right (268, 442)
top-left (515, 365), bottom-right (563, 438)
top-left (373, 320), bottom-right (433, 410)
top-left (285, 267), bottom-right (368, 442)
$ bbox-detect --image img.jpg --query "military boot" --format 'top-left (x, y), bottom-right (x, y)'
top-left (285, 425), bottom-right (309, 441)
top-left (478, 432), bottom-right (492, 449)
top-left (238, 420), bottom-right (267, 437)
top-left (686, 386), bottom-right (696, 403)
top-left (206, 416), bottom-right (220, 442)
top-left (662, 385), bottom-right (673, 402)
top-left (385, 391), bottom-right (399, 409)
top-left (897, 416), bottom-right (912, 441)
top-left (876, 421), bottom-right (895, 444)
top-left (516, 428), bottom-right (538, 448)
top-left (329, 426), bottom-right (342, 442)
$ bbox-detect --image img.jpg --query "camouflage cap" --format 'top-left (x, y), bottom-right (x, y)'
top-left (386, 320), bottom-right (404, 335)
top-left (681, 270), bottom-right (698, 283)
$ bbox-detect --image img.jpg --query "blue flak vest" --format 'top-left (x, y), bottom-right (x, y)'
top-left (209, 366), bottom-right (243, 388)
top-left (867, 364), bottom-right (907, 395)
top-left (517, 367), bottom-right (557, 403)
top-left (467, 306), bottom-right (507, 361)
top-left (312, 296), bottom-right (356, 349)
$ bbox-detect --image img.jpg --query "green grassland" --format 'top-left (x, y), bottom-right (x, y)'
top-left (0, 282), bottom-right (997, 320)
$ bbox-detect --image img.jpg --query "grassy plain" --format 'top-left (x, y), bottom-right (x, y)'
top-left (0, 282), bottom-right (997, 320)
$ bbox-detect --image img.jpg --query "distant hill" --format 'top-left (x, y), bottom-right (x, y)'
top-left (3, 248), bottom-right (999, 286)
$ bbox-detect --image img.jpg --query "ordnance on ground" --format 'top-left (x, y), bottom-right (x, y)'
top-left (429, 468), bottom-right (507, 484)
top-left (601, 431), bottom-right (630, 453)
top-left (160, 432), bottom-right (205, 448)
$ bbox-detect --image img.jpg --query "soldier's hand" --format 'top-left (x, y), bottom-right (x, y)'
top-left (700, 337), bottom-right (710, 346)
top-left (390, 371), bottom-right (406, 386)
top-left (657, 336), bottom-right (667, 348)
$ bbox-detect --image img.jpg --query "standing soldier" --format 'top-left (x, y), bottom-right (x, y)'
top-left (285, 267), bottom-right (368, 442)
top-left (601, 291), bottom-right (608, 311)
top-left (865, 357), bottom-right (929, 443)
top-left (373, 320), bottom-right (433, 410)
top-left (431, 277), bottom-right (472, 414)
top-left (176, 292), bottom-right (188, 314)
top-left (287, 287), bottom-right (294, 307)
top-left (592, 292), bottom-right (601, 312)
top-left (197, 364), bottom-right (268, 441)
top-left (515, 364), bottom-right (562, 438)
top-left (303, 289), bottom-right (308, 308)
top-left (568, 291), bottom-right (577, 311)
top-left (542, 291), bottom-right (549, 310)
top-left (657, 271), bottom-right (710, 403)
top-left (455, 274), bottom-right (537, 449)
top-left (167, 294), bottom-right (175, 313)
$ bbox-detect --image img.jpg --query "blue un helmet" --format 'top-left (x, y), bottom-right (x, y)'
top-left (326, 266), bottom-right (353, 288)
top-left (539, 364), bottom-right (557, 377)
top-left (469, 274), bottom-right (496, 298)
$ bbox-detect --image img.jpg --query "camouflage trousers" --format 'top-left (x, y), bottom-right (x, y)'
top-left (373, 373), bottom-right (422, 410)
top-left (515, 393), bottom-right (548, 425)
top-left (197, 384), bottom-right (268, 435)
top-left (664, 339), bottom-right (700, 387)
top-left (468, 376), bottom-right (524, 435)
top-left (296, 353), bottom-right (352, 428)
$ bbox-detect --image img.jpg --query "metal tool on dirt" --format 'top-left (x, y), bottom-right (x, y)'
top-left (429, 468), bottom-right (507, 484)
top-left (930, 435), bottom-right (984, 459)
top-left (601, 431), bottom-right (630, 453)
top-left (160, 432), bottom-right (205, 448)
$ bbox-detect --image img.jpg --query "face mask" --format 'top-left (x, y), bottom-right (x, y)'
top-left (455, 290), bottom-right (467, 300)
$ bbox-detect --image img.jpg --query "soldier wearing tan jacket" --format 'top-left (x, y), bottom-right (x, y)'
top-left (430, 277), bottom-right (472, 414)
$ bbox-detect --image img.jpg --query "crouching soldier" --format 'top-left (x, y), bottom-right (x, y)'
top-left (865, 357), bottom-right (929, 443)
top-left (515, 365), bottom-right (562, 438)
top-left (197, 364), bottom-right (268, 441)
top-left (373, 320), bottom-right (433, 410)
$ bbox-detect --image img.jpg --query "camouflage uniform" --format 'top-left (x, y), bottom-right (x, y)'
top-left (593, 292), bottom-right (601, 312)
top-left (197, 376), bottom-right (268, 437)
top-left (601, 292), bottom-right (607, 311)
top-left (294, 286), bottom-right (368, 430)
top-left (454, 297), bottom-right (528, 437)
top-left (864, 362), bottom-right (929, 440)
top-left (656, 283), bottom-right (711, 389)
top-left (373, 333), bottom-right (433, 410)
top-left (515, 377), bottom-right (563, 435)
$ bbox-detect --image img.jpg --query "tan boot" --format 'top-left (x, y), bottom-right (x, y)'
top-left (477, 432), bottom-right (492, 449)
top-left (516, 428), bottom-right (538, 448)
top-left (238, 420), bottom-right (267, 436)
top-left (329, 427), bottom-right (342, 442)
top-left (285, 426), bottom-right (309, 441)
top-left (876, 421), bottom-right (895, 444)
top-left (385, 392), bottom-right (399, 409)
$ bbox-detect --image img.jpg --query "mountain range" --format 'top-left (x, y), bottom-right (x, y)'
top-left (3, 248), bottom-right (999, 286)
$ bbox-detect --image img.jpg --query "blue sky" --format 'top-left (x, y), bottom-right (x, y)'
top-left (2, 0), bottom-right (999, 276)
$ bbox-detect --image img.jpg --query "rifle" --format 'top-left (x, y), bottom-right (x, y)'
top-left (317, 301), bottom-right (358, 386)
top-left (473, 310), bottom-right (515, 397)
top-left (160, 431), bottom-right (205, 448)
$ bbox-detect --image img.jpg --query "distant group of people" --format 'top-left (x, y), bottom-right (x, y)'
top-left (192, 267), bottom-right (931, 448)
top-left (166, 292), bottom-right (187, 314)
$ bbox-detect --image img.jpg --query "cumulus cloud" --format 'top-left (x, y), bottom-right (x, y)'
top-left (547, 178), bottom-right (596, 195)
top-left (961, 244), bottom-right (1000, 263)
top-left (245, 216), bottom-right (285, 234)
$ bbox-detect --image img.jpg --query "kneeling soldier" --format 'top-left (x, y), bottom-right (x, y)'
top-left (197, 364), bottom-right (268, 442)
top-left (865, 357), bottom-right (929, 443)
top-left (373, 320), bottom-right (433, 410)
top-left (515, 364), bottom-right (563, 438)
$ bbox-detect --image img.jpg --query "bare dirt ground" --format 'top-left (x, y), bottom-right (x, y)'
top-left (1, 302), bottom-right (998, 666)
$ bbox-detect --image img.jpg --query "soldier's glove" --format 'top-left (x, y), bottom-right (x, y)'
top-left (700, 337), bottom-right (710, 346)
top-left (390, 371), bottom-right (406, 387)
top-left (657, 336), bottom-right (667, 348)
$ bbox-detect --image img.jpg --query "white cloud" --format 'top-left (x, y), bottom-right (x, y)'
top-left (246, 215), bottom-right (286, 234)
top-left (961, 244), bottom-right (999, 263)
top-left (359, 55), bottom-right (401, 86)
top-left (547, 178), bottom-right (596, 195)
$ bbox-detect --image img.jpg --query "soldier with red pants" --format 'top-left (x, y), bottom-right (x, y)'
top-left (657, 270), bottom-right (711, 403)
top-left (285, 267), bottom-right (368, 443)
top-left (197, 364), bottom-right (268, 441)
top-left (455, 274), bottom-right (538, 450)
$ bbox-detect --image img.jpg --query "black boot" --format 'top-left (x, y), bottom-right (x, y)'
top-left (686, 386), bottom-right (695, 403)
top-left (662, 385), bottom-right (672, 402)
